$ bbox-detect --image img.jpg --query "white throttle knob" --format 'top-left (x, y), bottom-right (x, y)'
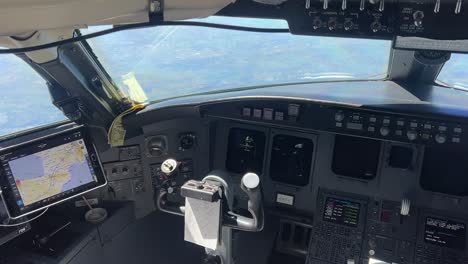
top-left (242, 172), bottom-right (260, 189)
top-left (161, 159), bottom-right (178, 174)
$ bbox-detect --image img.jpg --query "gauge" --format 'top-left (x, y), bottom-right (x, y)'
top-left (179, 133), bottom-right (196, 151)
top-left (146, 135), bottom-right (168, 157)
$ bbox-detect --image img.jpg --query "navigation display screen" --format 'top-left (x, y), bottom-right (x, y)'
top-left (8, 139), bottom-right (96, 206)
top-left (0, 127), bottom-right (106, 218)
top-left (323, 197), bottom-right (360, 227)
top-left (424, 217), bottom-right (466, 250)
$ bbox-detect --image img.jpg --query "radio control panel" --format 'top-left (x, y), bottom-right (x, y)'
top-left (331, 108), bottom-right (466, 146)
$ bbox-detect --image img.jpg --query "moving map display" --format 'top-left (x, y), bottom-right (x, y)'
top-left (0, 127), bottom-right (106, 218)
top-left (8, 139), bottom-right (95, 206)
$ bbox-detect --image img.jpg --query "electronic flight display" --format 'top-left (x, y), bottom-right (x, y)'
top-left (323, 197), bottom-right (360, 228)
top-left (0, 127), bottom-right (107, 219)
top-left (424, 217), bottom-right (466, 250)
top-left (226, 128), bottom-right (266, 175)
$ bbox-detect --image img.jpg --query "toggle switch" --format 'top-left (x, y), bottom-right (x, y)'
top-left (379, 0), bottom-right (385, 12)
top-left (434, 0), bottom-right (441, 13)
top-left (360, 0), bottom-right (365, 11)
top-left (455, 0), bottom-right (463, 14)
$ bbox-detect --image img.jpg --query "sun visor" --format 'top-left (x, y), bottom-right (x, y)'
top-left (164, 0), bottom-right (235, 21)
top-left (0, 0), bottom-right (149, 36)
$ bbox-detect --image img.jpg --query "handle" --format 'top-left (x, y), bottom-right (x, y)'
top-left (224, 173), bottom-right (264, 232)
top-left (156, 172), bottom-right (264, 232)
top-left (156, 189), bottom-right (185, 216)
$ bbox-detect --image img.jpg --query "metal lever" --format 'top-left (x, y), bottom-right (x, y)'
top-left (455, 0), bottom-right (463, 14)
top-left (224, 173), bottom-right (264, 232)
top-left (156, 189), bottom-right (185, 216)
top-left (342, 0), bottom-right (347, 10)
top-left (434, 0), bottom-right (441, 13)
top-left (306, 0), bottom-right (310, 9)
top-left (379, 0), bottom-right (385, 12)
top-left (360, 0), bottom-right (365, 11)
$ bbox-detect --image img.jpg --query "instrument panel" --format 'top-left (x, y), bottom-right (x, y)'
top-left (201, 97), bottom-right (468, 263)
top-left (221, 0), bottom-right (468, 45)
top-left (75, 86), bottom-right (468, 264)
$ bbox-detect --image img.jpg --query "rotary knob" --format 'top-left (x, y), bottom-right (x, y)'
top-left (407, 130), bottom-right (418, 141)
top-left (313, 18), bottom-right (322, 30)
top-left (335, 112), bottom-right (345, 122)
top-left (344, 20), bottom-right (354, 31)
top-left (328, 20), bottom-right (337, 31)
top-left (435, 133), bottom-right (447, 144)
top-left (371, 21), bottom-right (382, 33)
top-left (413, 10), bottom-right (425, 27)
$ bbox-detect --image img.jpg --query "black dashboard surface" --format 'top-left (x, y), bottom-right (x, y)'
top-left (129, 81), bottom-right (468, 127)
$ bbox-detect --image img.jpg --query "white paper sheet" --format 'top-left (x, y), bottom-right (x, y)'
top-left (184, 197), bottom-right (221, 250)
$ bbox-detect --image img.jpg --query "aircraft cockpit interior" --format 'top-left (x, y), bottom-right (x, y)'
top-left (1, 0), bottom-right (468, 263)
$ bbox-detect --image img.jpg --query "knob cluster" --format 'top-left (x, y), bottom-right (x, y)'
top-left (332, 110), bottom-right (463, 145)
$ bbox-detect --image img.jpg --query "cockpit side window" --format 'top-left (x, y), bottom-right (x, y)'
top-left (438, 53), bottom-right (468, 91)
top-left (0, 55), bottom-right (65, 136)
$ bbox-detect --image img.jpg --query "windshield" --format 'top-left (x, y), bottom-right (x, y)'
top-left (438, 53), bottom-right (468, 90)
top-left (84, 17), bottom-right (392, 102)
top-left (0, 55), bottom-right (65, 136)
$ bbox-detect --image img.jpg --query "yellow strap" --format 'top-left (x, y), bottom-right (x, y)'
top-left (107, 104), bottom-right (147, 147)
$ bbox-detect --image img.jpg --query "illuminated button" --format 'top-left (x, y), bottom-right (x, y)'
top-left (275, 111), bottom-right (284, 121)
top-left (336, 122), bottom-right (343, 128)
top-left (263, 108), bottom-right (273, 120)
top-left (369, 117), bottom-right (377, 123)
top-left (253, 109), bottom-right (262, 118)
top-left (422, 133), bottom-right (431, 140)
top-left (395, 130), bottom-right (403, 136)
top-left (424, 124), bottom-right (432, 130)
top-left (346, 122), bottom-right (363, 130)
top-left (452, 137), bottom-right (461, 143)
top-left (454, 127), bottom-right (463, 133)
top-left (397, 120), bottom-right (405, 126)
top-left (353, 115), bottom-right (360, 121)
top-left (438, 126), bottom-right (447, 132)
top-left (383, 119), bottom-right (390, 125)
top-left (242, 107), bottom-right (251, 117)
top-left (407, 131), bottom-right (418, 141)
top-left (368, 126), bottom-right (376, 132)
top-left (410, 122), bottom-right (418, 128)
top-left (288, 104), bottom-right (300, 116)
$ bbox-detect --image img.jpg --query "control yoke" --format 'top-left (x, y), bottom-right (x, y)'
top-left (156, 161), bottom-right (263, 232)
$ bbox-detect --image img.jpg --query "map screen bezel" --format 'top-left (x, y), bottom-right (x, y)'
top-left (0, 126), bottom-right (106, 219)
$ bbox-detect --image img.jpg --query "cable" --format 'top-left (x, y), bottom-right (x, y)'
top-left (0, 207), bottom-right (49, 227)
top-left (0, 21), bottom-right (290, 55)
